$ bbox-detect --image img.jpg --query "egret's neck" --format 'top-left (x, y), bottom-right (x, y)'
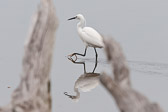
top-left (74, 88), bottom-right (80, 99)
top-left (77, 18), bottom-right (86, 29)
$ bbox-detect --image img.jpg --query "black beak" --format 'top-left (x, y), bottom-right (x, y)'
top-left (68, 16), bottom-right (77, 20)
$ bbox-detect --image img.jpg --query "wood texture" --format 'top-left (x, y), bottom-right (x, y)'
top-left (100, 38), bottom-right (164, 112)
top-left (0, 0), bottom-right (58, 112)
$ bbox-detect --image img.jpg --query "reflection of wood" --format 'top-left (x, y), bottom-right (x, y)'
top-left (0, 0), bottom-right (58, 112)
top-left (100, 38), bottom-right (164, 112)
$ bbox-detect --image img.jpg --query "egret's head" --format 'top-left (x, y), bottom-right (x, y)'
top-left (64, 92), bottom-right (80, 102)
top-left (68, 14), bottom-right (84, 21)
top-left (76, 14), bottom-right (84, 20)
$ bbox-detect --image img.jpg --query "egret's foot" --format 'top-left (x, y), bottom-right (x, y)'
top-left (68, 56), bottom-right (77, 63)
top-left (68, 53), bottom-right (77, 61)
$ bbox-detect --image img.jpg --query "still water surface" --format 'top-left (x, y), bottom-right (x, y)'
top-left (0, 0), bottom-right (168, 112)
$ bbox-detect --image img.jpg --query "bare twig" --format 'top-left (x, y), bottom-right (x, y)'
top-left (100, 38), bottom-right (164, 112)
top-left (0, 0), bottom-right (58, 112)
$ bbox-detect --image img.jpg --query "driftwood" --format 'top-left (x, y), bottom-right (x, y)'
top-left (100, 38), bottom-right (164, 112)
top-left (0, 0), bottom-right (58, 112)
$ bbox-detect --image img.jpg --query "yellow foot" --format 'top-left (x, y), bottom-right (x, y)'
top-left (68, 53), bottom-right (77, 61)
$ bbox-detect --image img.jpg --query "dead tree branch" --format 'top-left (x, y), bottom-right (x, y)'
top-left (0, 0), bottom-right (58, 112)
top-left (100, 38), bottom-right (164, 112)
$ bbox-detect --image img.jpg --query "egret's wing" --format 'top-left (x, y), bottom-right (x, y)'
top-left (75, 78), bottom-right (99, 92)
top-left (82, 27), bottom-right (104, 48)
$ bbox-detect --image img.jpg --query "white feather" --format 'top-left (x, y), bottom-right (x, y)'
top-left (81, 27), bottom-right (104, 48)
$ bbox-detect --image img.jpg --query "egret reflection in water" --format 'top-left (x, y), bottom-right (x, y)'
top-left (64, 58), bottom-right (100, 102)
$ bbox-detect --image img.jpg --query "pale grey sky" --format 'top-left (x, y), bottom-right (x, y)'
top-left (0, 0), bottom-right (168, 112)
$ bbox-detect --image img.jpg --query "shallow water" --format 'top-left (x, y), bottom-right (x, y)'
top-left (52, 55), bottom-right (168, 112)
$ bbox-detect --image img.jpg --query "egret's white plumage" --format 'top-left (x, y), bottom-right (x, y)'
top-left (81, 27), bottom-right (104, 48)
top-left (68, 14), bottom-right (104, 59)
top-left (75, 73), bottom-right (100, 92)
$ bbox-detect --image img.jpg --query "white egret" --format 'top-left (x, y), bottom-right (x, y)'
top-left (68, 14), bottom-right (104, 60)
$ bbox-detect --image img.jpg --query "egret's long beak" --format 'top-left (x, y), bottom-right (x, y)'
top-left (68, 16), bottom-right (77, 20)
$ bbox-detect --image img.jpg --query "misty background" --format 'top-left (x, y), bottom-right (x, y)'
top-left (0, 0), bottom-right (168, 112)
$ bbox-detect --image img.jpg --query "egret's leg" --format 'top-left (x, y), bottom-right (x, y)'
top-left (94, 47), bottom-right (98, 58)
top-left (92, 57), bottom-right (98, 73)
top-left (92, 48), bottom-right (98, 73)
top-left (68, 58), bottom-right (86, 73)
top-left (69, 47), bottom-right (88, 60)
top-left (73, 47), bottom-right (87, 56)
